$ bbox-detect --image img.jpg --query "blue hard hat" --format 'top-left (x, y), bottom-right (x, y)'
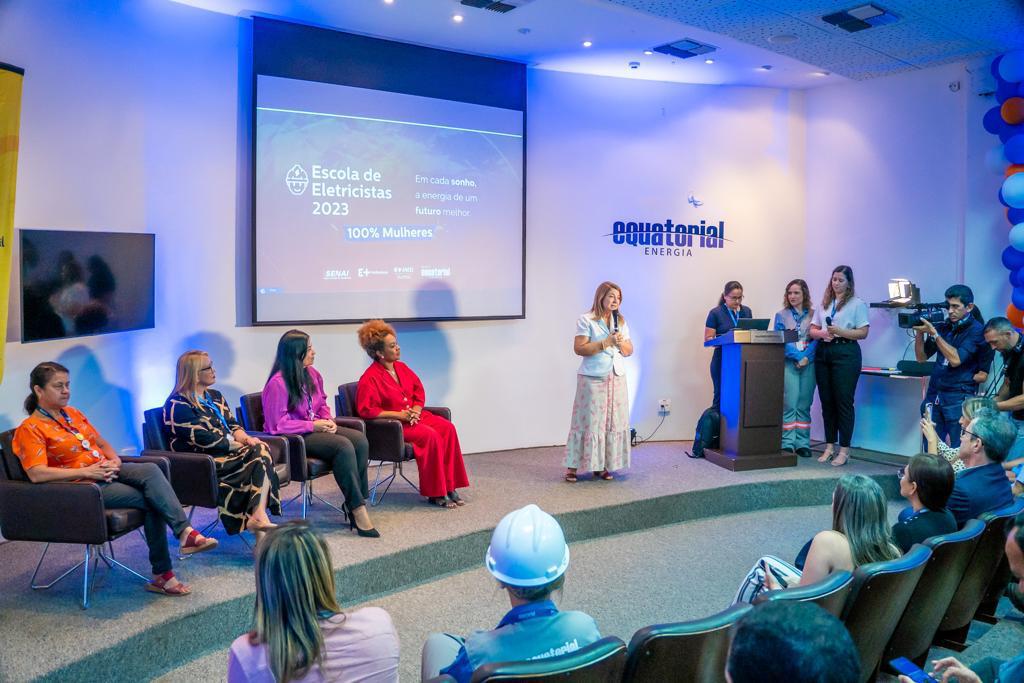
top-left (485, 504), bottom-right (570, 587)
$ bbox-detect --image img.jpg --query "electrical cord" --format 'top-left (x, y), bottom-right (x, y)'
top-left (632, 414), bottom-right (667, 446)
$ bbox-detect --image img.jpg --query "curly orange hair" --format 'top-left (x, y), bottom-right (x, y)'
top-left (357, 319), bottom-right (396, 360)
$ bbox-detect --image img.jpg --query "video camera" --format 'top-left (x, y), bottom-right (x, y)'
top-left (898, 302), bottom-right (948, 329)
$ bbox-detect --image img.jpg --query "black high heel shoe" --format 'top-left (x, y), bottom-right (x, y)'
top-left (345, 504), bottom-right (381, 538)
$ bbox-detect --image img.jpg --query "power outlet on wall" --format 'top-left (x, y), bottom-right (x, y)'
top-left (658, 398), bottom-right (671, 415)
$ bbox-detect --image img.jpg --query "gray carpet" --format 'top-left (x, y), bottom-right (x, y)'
top-left (0, 442), bottom-right (902, 681)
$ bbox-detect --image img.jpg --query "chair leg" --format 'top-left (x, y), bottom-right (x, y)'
top-left (30, 543), bottom-right (85, 591)
top-left (369, 462), bottom-right (397, 506)
top-left (82, 544), bottom-right (92, 610)
top-left (397, 461), bottom-right (419, 492)
top-left (30, 540), bottom-right (149, 609)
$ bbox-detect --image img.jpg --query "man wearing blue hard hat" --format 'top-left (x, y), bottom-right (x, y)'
top-left (420, 504), bottom-right (601, 682)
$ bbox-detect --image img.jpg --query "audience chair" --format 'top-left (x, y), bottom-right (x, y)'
top-left (467, 635), bottom-right (627, 683)
top-left (934, 499), bottom-right (1024, 650)
top-left (238, 392), bottom-right (360, 518)
top-left (142, 407), bottom-right (290, 547)
top-left (0, 429), bottom-right (170, 609)
top-left (752, 569), bottom-right (853, 617)
top-left (883, 520), bottom-right (985, 669)
top-left (335, 382), bottom-right (451, 505)
top-left (622, 603), bottom-right (752, 683)
top-left (841, 544), bottom-right (932, 683)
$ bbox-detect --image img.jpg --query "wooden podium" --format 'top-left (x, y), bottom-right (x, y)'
top-left (703, 329), bottom-right (798, 471)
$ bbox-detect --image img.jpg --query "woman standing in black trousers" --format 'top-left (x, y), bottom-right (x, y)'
top-left (809, 266), bottom-right (870, 466)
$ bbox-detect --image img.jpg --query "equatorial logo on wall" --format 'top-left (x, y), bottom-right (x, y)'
top-left (608, 217), bottom-right (729, 257)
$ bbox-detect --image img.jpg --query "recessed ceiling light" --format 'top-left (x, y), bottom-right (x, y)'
top-left (452, 13), bottom-right (463, 23)
top-left (705, 58), bottom-right (714, 64)
top-left (758, 65), bottom-right (773, 71)
top-left (582, 40), bottom-right (593, 47)
top-left (811, 70), bottom-right (830, 76)
top-left (383, 0), bottom-right (394, 4)
top-left (643, 50), bottom-right (653, 55)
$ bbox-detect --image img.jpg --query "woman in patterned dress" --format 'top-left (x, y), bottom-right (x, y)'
top-left (564, 281), bottom-right (633, 482)
top-left (164, 350), bottom-right (281, 539)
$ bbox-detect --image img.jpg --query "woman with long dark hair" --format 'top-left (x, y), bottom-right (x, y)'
top-left (13, 362), bottom-right (217, 596)
top-left (704, 280), bottom-right (753, 410)
top-left (262, 330), bottom-right (378, 537)
top-left (228, 522), bottom-right (399, 682)
top-left (809, 266), bottom-right (870, 466)
top-left (774, 279), bottom-right (817, 458)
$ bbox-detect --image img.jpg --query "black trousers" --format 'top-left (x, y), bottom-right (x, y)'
top-left (99, 461), bottom-right (190, 575)
top-left (302, 428), bottom-right (370, 509)
top-left (710, 347), bottom-right (723, 410)
top-left (815, 341), bottom-right (862, 448)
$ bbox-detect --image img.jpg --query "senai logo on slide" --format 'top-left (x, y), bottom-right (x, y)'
top-left (286, 164), bottom-right (309, 196)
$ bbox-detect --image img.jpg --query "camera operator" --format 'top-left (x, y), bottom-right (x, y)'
top-left (914, 285), bottom-right (991, 448)
top-left (983, 316), bottom-right (1024, 461)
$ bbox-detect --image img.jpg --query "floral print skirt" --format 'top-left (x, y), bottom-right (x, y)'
top-left (564, 373), bottom-right (631, 472)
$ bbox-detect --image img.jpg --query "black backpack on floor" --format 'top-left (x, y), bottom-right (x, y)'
top-left (690, 406), bottom-right (720, 458)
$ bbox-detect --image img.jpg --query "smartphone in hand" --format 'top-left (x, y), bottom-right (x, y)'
top-left (889, 657), bottom-right (939, 683)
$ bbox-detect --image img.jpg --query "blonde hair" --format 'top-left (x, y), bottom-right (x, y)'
top-left (171, 350), bottom-right (209, 402)
top-left (589, 281), bottom-right (624, 323)
top-left (252, 522), bottom-right (344, 682)
top-left (357, 319), bottom-right (396, 360)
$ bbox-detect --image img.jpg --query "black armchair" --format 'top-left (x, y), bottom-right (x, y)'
top-left (470, 636), bottom-right (627, 682)
top-left (0, 429), bottom-right (169, 609)
top-left (238, 392), bottom-right (360, 519)
top-left (623, 603), bottom-right (751, 683)
top-left (336, 382), bottom-right (452, 505)
top-left (753, 569), bottom-right (854, 617)
top-left (142, 407), bottom-right (290, 542)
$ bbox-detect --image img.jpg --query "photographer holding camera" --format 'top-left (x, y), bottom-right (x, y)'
top-left (914, 285), bottom-right (991, 448)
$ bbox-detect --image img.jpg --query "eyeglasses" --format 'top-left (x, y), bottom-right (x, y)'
top-left (960, 427), bottom-right (981, 442)
top-left (898, 466), bottom-right (907, 480)
top-left (199, 366), bottom-right (214, 372)
top-left (726, 295), bottom-right (744, 302)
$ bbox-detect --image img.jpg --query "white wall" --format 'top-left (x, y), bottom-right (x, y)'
top-left (0, 0), bottom-right (807, 453)
top-left (804, 61), bottom-right (1009, 455)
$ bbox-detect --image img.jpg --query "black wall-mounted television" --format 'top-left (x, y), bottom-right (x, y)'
top-left (20, 229), bottom-right (155, 343)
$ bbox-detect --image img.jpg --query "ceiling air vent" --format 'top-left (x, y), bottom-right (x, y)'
top-left (822, 4), bottom-right (899, 33)
top-left (460, 0), bottom-right (535, 12)
top-left (652, 38), bottom-right (718, 60)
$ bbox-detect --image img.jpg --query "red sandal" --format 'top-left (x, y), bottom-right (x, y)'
top-left (594, 470), bottom-right (614, 480)
top-left (145, 571), bottom-right (191, 596)
top-left (179, 529), bottom-right (218, 556)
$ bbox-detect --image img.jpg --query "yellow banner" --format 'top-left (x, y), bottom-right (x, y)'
top-left (0, 64), bottom-right (24, 383)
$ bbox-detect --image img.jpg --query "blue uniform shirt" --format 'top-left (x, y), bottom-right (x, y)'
top-left (924, 316), bottom-right (990, 394)
top-left (441, 600), bottom-right (601, 683)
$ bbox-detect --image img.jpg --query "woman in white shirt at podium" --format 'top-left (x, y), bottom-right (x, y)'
top-left (809, 266), bottom-right (870, 467)
top-left (564, 281), bottom-right (633, 483)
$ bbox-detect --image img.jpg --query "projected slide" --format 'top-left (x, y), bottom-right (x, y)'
top-left (254, 75), bottom-right (524, 323)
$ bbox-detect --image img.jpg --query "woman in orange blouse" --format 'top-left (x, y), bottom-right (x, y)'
top-left (13, 362), bottom-right (217, 596)
top-left (355, 320), bottom-right (470, 509)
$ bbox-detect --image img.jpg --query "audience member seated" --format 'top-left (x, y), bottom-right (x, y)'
top-left (892, 453), bottom-right (957, 552)
top-left (13, 361), bottom-right (217, 596)
top-left (898, 510), bottom-right (1024, 683)
top-left (420, 504), bottom-right (600, 682)
top-left (356, 320), bottom-right (469, 509)
top-left (164, 350), bottom-right (281, 541)
top-left (921, 396), bottom-right (997, 474)
top-left (726, 601), bottom-right (860, 683)
top-left (262, 330), bottom-right (378, 538)
top-left (227, 521), bottom-right (399, 682)
top-left (734, 474), bottom-right (900, 603)
top-left (948, 411), bottom-right (1016, 527)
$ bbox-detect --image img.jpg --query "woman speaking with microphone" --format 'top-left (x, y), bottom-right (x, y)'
top-left (564, 282), bottom-right (633, 483)
top-left (809, 265), bottom-right (870, 467)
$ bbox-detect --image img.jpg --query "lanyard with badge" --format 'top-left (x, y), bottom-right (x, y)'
top-left (497, 600), bottom-right (559, 628)
top-left (197, 394), bottom-right (231, 432)
top-left (726, 305), bottom-right (739, 327)
top-left (36, 407), bottom-right (102, 463)
top-left (792, 307), bottom-right (809, 351)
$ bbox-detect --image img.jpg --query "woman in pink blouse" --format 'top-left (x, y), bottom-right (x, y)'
top-left (228, 522), bottom-right (399, 683)
top-left (355, 320), bottom-right (469, 509)
top-left (262, 330), bottom-right (378, 537)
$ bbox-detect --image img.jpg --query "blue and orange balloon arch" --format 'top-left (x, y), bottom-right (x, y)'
top-left (989, 51), bottom-right (1024, 327)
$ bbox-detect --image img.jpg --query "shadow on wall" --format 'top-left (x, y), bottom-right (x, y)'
top-left (180, 331), bottom-right (246, 410)
top-left (56, 345), bottom-right (140, 452)
top-left (398, 282), bottom-right (455, 403)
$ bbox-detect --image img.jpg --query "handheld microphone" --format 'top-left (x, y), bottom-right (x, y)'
top-left (612, 310), bottom-right (620, 333)
top-left (825, 316), bottom-right (832, 326)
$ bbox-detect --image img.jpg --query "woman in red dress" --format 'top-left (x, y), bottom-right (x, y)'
top-left (356, 320), bottom-right (470, 509)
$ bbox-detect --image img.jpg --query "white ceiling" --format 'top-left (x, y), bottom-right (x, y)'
top-left (170, 0), bottom-right (1024, 88)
